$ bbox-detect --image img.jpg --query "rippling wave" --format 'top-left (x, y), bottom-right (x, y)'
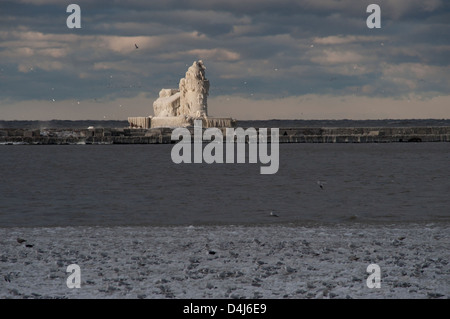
top-left (0, 143), bottom-right (449, 227)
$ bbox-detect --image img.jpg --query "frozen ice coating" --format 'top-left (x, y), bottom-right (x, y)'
top-left (153, 61), bottom-right (209, 118)
top-left (153, 89), bottom-right (181, 117)
top-left (130, 60), bottom-right (234, 128)
top-left (179, 60), bottom-right (210, 117)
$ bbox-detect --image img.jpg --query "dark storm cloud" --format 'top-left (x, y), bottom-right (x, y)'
top-left (0, 0), bottom-right (449, 107)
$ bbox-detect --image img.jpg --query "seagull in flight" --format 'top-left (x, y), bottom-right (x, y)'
top-left (135, 44), bottom-right (139, 49)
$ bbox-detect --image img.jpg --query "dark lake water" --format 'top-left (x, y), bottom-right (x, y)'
top-left (0, 143), bottom-right (449, 227)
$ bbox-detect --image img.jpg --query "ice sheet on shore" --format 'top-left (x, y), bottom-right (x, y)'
top-left (0, 224), bottom-right (448, 299)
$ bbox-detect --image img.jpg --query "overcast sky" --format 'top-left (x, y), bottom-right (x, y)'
top-left (1, 0), bottom-right (449, 120)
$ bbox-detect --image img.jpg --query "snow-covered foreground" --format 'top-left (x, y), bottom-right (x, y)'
top-left (1, 224), bottom-right (448, 299)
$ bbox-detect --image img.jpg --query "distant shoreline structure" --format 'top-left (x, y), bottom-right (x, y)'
top-left (129, 60), bottom-right (235, 129)
top-left (1, 119), bottom-right (450, 129)
top-left (1, 119), bottom-right (450, 144)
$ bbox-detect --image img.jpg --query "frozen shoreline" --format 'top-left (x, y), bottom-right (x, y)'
top-left (1, 224), bottom-right (448, 299)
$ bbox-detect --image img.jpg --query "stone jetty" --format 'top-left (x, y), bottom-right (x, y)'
top-left (1, 126), bottom-right (449, 145)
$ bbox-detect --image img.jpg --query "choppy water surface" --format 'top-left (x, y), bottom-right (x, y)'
top-left (0, 143), bottom-right (449, 227)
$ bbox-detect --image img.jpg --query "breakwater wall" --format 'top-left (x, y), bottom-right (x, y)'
top-left (1, 126), bottom-right (449, 144)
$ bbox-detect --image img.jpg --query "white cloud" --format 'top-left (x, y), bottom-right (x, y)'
top-left (185, 49), bottom-right (240, 61)
top-left (381, 63), bottom-right (450, 89)
top-left (310, 49), bottom-right (366, 65)
top-left (313, 35), bottom-right (387, 45)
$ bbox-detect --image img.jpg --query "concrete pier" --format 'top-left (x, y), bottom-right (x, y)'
top-left (276, 126), bottom-right (450, 143)
top-left (129, 116), bottom-right (236, 129)
top-left (128, 117), bottom-right (151, 129)
top-left (1, 126), bottom-right (449, 145)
